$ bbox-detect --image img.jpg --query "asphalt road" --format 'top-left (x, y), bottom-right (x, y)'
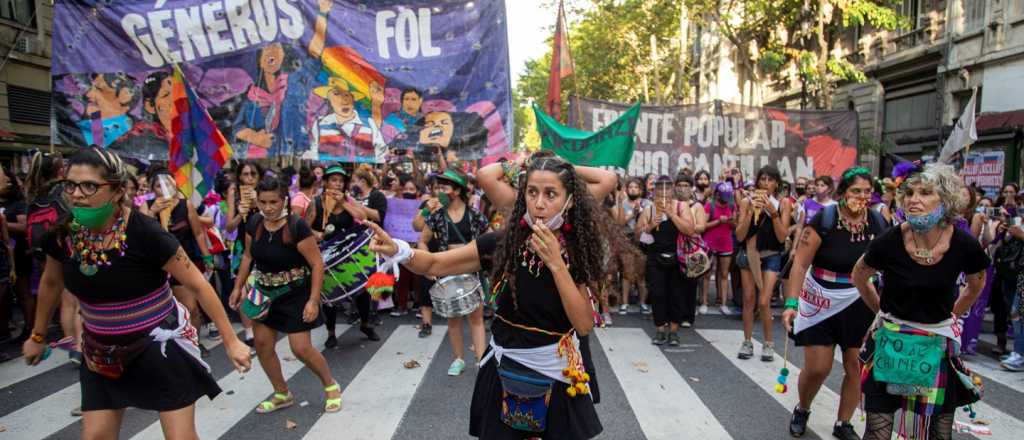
top-left (1, 307), bottom-right (1022, 440)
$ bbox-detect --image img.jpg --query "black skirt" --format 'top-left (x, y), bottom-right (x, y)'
top-left (792, 299), bottom-right (874, 350)
top-left (259, 280), bottom-right (323, 334)
top-left (469, 345), bottom-right (603, 440)
top-left (81, 335), bottom-right (220, 412)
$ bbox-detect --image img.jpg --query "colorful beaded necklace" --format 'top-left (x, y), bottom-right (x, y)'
top-left (70, 210), bottom-right (128, 276)
top-left (520, 233), bottom-right (568, 277)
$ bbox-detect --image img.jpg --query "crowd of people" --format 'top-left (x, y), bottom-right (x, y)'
top-left (0, 145), bottom-right (1020, 440)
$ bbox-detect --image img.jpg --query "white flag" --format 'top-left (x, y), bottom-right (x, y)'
top-left (938, 88), bottom-right (978, 163)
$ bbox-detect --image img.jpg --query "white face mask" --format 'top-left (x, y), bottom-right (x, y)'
top-left (524, 195), bottom-right (572, 230)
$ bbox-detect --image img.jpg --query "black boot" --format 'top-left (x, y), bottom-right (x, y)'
top-left (832, 421), bottom-right (859, 440)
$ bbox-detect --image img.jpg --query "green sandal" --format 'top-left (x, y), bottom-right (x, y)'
top-left (324, 383), bottom-right (342, 413)
top-left (256, 392), bottom-right (294, 414)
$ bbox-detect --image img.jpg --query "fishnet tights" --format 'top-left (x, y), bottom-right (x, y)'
top-left (862, 412), bottom-right (954, 440)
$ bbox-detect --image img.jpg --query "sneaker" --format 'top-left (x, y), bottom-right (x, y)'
top-left (360, 326), bottom-right (380, 341)
top-left (1001, 353), bottom-right (1024, 372)
top-left (415, 312), bottom-right (423, 319)
top-left (448, 358), bottom-right (466, 376)
top-left (347, 313), bottom-right (361, 325)
top-left (651, 331), bottom-right (667, 345)
top-left (698, 305), bottom-right (708, 315)
top-left (68, 350), bottom-right (82, 366)
top-left (832, 421), bottom-right (859, 440)
top-left (738, 340), bottom-right (754, 360)
top-left (70, 406), bottom-right (83, 417)
top-left (789, 406), bottom-right (810, 437)
top-left (668, 332), bottom-right (680, 346)
top-left (1001, 352), bottom-right (1020, 363)
top-left (720, 305), bottom-right (733, 315)
top-left (681, 321), bottom-right (692, 328)
top-left (601, 312), bottom-right (613, 327)
top-left (761, 342), bottom-right (776, 362)
top-left (418, 323), bottom-right (432, 338)
top-left (208, 325), bottom-right (221, 341)
top-left (618, 304), bottom-right (629, 315)
top-left (389, 309), bottom-right (408, 317)
top-left (640, 304), bottom-right (652, 315)
top-left (325, 334), bottom-right (338, 349)
top-left (199, 343), bottom-right (211, 358)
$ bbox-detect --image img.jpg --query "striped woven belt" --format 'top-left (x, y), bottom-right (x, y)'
top-left (78, 283), bottom-right (174, 336)
top-left (811, 267), bottom-right (852, 284)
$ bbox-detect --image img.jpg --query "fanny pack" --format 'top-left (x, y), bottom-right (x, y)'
top-left (498, 357), bottom-right (555, 433)
top-left (82, 327), bottom-right (156, 380)
top-left (242, 273), bottom-right (306, 321)
top-left (872, 324), bottom-right (944, 391)
top-left (654, 252), bottom-right (677, 268)
top-left (255, 266), bottom-right (310, 287)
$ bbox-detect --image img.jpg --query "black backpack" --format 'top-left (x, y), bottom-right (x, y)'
top-left (994, 238), bottom-right (1024, 277)
top-left (26, 185), bottom-right (70, 259)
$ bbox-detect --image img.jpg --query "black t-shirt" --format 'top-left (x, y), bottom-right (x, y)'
top-left (2, 199), bottom-right (28, 258)
top-left (45, 212), bottom-right (181, 303)
top-left (863, 226), bottom-right (989, 323)
top-left (245, 214), bottom-right (314, 273)
top-left (648, 213), bottom-right (680, 256)
top-left (310, 196), bottom-right (356, 241)
top-left (148, 199), bottom-right (202, 261)
top-left (359, 189), bottom-right (388, 225)
top-left (476, 231), bottom-right (574, 348)
top-left (808, 207), bottom-right (888, 288)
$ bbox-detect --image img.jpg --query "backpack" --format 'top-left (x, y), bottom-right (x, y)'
top-left (816, 204), bottom-right (888, 241)
top-left (994, 238), bottom-right (1024, 277)
top-left (27, 186), bottom-right (70, 259)
top-left (676, 201), bottom-right (711, 278)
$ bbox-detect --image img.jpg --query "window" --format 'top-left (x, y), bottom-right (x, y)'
top-left (0, 0), bottom-right (35, 27)
top-left (7, 86), bottom-right (51, 126)
top-left (884, 92), bottom-right (936, 133)
top-left (898, 0), bottom-right (921, 30)
top-left (963, 0), bottom-right (986, 32)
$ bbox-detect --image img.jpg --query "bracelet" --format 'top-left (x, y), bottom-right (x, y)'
top-left (784, 297), bottom-right (799, 311)
top-left (30, 332), bottom-right (45, 344)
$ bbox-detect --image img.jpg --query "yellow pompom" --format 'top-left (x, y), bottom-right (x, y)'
top-left (562, 368), bottom-right (572, 377)
top-left (581, 373), bottom-right (590, 383)
top-left (566, 387), bottom-right (577, 397)
top-left (775, 384), bottom-right (786, 393)
top-left (574, 383), bottom-right (587, 393)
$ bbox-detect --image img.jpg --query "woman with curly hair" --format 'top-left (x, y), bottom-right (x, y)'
top-left (366, 153), bottom-right (616, 439)
top-left (852, 163), bottom-right (988, 440)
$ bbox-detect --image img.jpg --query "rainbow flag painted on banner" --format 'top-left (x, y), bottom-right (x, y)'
top-left (320, 46), bottom-right (386, 107)
top-left (170, 65), bottom-right (232, 206)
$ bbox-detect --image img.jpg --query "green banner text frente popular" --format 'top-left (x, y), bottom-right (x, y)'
top-left (534, 102), bottom-right (640, 169)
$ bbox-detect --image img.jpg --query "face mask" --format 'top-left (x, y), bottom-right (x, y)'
top-left (795, 186), bottom-right (807, 196)
top-left (627, 193), bottom-right (641, 201)
top-left (524, 195), bottom-right (573, 230)
top-left (906, 203), bottom-right (945, 232)
top-left (268, 207), bottom-right (288, 221)
top-left (72, 202), bottom-right (116, 230)
top-left (438, 192), bottom-right (450, 207)
top-left (402, 192), bottom-right (418, 200)
top-left (696, 183), bottom-right (708, 191)
top-left (845, 196), bottom-right (867, 213)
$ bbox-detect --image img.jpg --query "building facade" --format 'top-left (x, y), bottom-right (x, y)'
top-left (0, 0), bottom-right (52, 171)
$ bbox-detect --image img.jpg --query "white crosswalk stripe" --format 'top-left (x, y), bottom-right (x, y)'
top-left (302, 325), bottom-right (447, 440)
top-left (595, 327), bottom-right (732, 440)
top-left (1, 320), bottom-right (1023, 439)
top-left (130, 326), bottom-right (335, 440)
top-left (698, 329), bottom-right (865, 439)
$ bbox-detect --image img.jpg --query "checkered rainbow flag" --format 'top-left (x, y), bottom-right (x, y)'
top-left (169, 64), bottom-right (232, 206)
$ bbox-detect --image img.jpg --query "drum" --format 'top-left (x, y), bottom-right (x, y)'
top-left (320, 228), bottom-right (376, 305)
top-left (429, 274), bottom-right (482, 318)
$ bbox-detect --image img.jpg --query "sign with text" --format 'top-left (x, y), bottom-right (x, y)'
top-left (52, 0), bottom-right (511, 163)
top-left (383, 197), bottom-right (421, 243)
top-left (960, 150), bottom-right (1004, 198)
top-left (569, 97), bottom-right (859, 181)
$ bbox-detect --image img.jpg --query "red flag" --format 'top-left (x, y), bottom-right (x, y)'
top-left (546, 1), bottom-right (574, 122)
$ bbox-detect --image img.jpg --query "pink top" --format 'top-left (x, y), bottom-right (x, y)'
top-left (703, 200), bottom-right (734, 254)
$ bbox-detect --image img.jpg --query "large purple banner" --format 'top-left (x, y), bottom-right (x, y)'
top-left (52, 0), bottom-right (511, 164)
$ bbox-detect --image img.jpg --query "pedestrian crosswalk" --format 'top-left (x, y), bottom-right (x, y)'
top-left (1, 316), bottom-right (1022, 440)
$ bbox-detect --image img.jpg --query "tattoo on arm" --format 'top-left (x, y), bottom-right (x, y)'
top-left (174, 248), bottom-right (193, 271)
top-left (798, 228), bottom-right (812, 246)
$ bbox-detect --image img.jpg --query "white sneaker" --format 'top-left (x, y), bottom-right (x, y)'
top-left (720, 305), bottom-right (733, 315)
top-left (618, 304), bottom-right (629, 315)
top-left (640, 304), bottom-right (652, 314)
top-left (698, 305), bottom-right (708, 315)
top-left (681, 321), bottom-right (692, 328)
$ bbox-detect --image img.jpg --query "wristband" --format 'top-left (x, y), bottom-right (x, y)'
top-left (203, 254), bottom-right (214, 266)
top-left (784, 297), bottom-right (799, 311)
top-left (30, 332), bottom-right (45, 344)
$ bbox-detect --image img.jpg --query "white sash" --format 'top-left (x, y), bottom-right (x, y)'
top-left (793, 272), bottom-right (862, 334)
top-left (150, 300), bottom-right (211, 373)
top-left (479, 337), bottom-right (578, 385)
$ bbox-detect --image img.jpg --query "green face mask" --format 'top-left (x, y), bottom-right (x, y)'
top-left (72, 202), bottom-right (116, 230)
top-left (438, 192), bottom-right (450, 207)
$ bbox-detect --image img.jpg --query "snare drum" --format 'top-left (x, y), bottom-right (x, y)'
top-left (429, 274), bottom-right (482, 318)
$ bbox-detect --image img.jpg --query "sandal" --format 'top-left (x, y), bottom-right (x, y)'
top-left (324, 382), bottom-right (342, 413)
top-left (256, 391), bottom-right (294, 414)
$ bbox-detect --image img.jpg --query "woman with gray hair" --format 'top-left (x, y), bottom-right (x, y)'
top-left (851, 163), bottom-right (987, 440)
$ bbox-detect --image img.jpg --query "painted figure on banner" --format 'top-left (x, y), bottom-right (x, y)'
top-left (309, 79), bottom-right (385, 163)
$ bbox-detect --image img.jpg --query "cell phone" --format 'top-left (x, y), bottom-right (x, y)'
top-left (1014, 217), bottom-right (1022, 227)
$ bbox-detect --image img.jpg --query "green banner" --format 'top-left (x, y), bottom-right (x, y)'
top-left (534, 102), bottom-right (640, 169)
